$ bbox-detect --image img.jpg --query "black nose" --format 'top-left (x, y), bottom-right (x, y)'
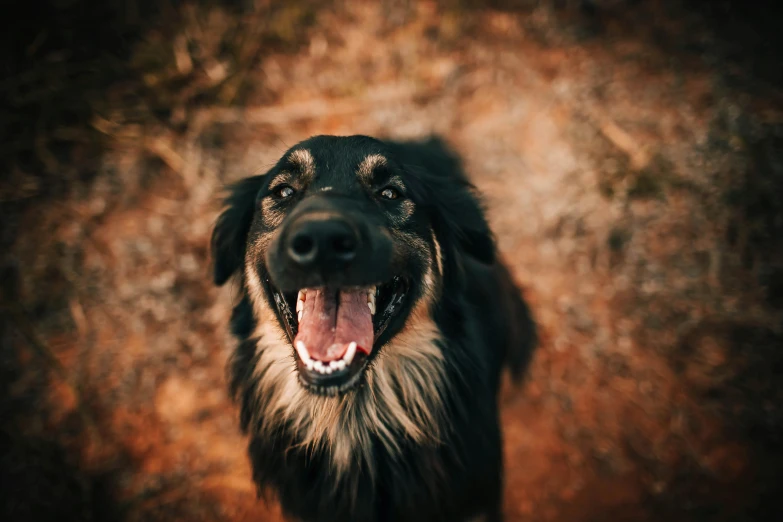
top-left (286, 217), bottom-right (359, 267)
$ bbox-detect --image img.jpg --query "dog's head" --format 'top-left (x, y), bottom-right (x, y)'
top-left (212, 135), bottom-right (494, 397)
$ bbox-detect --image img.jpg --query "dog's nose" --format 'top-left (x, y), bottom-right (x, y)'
top-left (286, 217), bottom-right (359, 267)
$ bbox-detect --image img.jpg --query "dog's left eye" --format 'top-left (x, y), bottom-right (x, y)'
top-left (379, 187), bottom-right (400, 200)
top-left (273, 185), bottom-right (296, 199)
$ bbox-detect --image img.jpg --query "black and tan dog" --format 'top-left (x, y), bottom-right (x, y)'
top-left (211, 135), bottom-right (536, 522)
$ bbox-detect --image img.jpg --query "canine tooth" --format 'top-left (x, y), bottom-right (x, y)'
top-left (295, 341), bottom-right (311, 362)
top-left (298, 310), bottom-right (303, 322)
top-left (343, 342), bottom-right (357, 365)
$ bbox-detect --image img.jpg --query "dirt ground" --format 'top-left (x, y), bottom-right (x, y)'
top-left (2, 1), bottom-right (783, 521)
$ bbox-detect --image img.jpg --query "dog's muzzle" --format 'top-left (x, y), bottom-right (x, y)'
top-left (266, 194), bottom-right (393, 291)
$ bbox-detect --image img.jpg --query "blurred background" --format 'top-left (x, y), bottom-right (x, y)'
top-left (1, 0), bottom-right (782, 520)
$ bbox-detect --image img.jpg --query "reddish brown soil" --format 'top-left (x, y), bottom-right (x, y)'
top-left (2, 2), bottom-right (782, 521)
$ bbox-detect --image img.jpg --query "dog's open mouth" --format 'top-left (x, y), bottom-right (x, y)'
top-left (271, 276), bottom-right (408, 395)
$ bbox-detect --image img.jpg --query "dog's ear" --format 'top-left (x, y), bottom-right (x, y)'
top-left (394, 136), bottom-right (496, 267)
top-left (433, 183), bottom-right (496, 266)
top-left (211, 175), bottom-right (266, 286)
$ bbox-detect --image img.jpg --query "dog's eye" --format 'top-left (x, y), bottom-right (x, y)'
top-left (273, 185), bottom-right (296, 199)
top-left (379, 187), bottom-right (400, 200)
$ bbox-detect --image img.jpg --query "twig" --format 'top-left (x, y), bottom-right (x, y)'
top-left (145, 134), bottom-right (185, 174)
top-left (596, 117), bottom-right (651, 170)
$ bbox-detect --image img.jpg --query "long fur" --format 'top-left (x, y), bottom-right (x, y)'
top-left (212, 135), bottom-right (536, 522)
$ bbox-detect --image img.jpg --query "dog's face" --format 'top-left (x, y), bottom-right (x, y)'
top-left (212, 135), bottom-right (495, 398)
top-left (247, 138), bottom-right (435, 396)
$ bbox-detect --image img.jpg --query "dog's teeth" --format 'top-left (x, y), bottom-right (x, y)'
top-left (343, 342), bottom-right (357, 365)
top-left (368, 289), bottom-right (376, 315)
top-left (298, 310), bottom-right (303, 322)
top-left (296, 290), bottom-right (306, 314)
top-left (368, 300), bottom-right (376, 315)
top-left (295, 341), bottom-right (311, 362)
top-left (328, 360), bottom-right (346, 372)
top-left (301, 341), bottom-right (355, 374)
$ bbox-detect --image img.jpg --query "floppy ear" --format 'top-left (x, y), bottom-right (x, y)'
top-left (433, 183), bottom-right (496, 266)
top-left (392, 136), bottom-right (496, 267)
top-left (211, 175), bottom-right (266, 286)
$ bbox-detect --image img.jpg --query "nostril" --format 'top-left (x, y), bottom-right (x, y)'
top-left (287, 218), bottom-right (359, 266)
top-left (290, 234), bottom-right (316, 262)
top-left (332, 234), bottom-right (357, 260)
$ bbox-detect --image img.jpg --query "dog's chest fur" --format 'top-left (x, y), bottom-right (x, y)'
top-left (228, 289), bottom-right (505, 522)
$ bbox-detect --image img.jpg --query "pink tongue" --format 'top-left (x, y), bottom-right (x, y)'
top-left (294, 288), bottom-right (373, 361)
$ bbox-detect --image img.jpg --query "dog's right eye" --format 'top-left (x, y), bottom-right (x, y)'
top-left (272, 185), bottom-right (296, 199)
top-left (379, 187), bottom-right (401, 200)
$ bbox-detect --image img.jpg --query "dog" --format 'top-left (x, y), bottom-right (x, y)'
top-left (211, 135), bottom-right (536, 522)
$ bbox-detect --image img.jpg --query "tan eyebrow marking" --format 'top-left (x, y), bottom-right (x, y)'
top-left (288, 148), bottom-right (315, 180)
top-left (269, 173), bottom-right (292, 188)
top-left (356, 154), bottom-right (388, 181)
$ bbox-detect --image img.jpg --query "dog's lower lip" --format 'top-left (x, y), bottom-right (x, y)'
top-left (295, 352), bottom-right (369, 395)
